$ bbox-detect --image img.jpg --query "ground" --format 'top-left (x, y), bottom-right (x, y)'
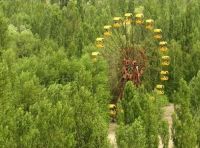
top-left (159, 103), bottom-right (174, 148)
top-left (108, 123), bottom-right (117, 148)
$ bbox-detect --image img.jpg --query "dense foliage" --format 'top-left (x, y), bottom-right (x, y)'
top-left (116, 82), bottom-right (168, 148)
top-left (0, 0), bottom-right (111, 147)
top-left (0, 0), bottom-right (200, 147)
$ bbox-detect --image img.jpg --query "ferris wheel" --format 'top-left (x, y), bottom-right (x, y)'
top-left (92, 8), bottom-right (170, 102)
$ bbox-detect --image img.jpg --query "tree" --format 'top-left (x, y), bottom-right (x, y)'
top-left (117, 118), bottom-right (146, 148)
top-left (159, 120), bottom-right (169, 148)
top-left (71, 86), bottom-right (109, 148)
top-left (143, 97), bottom-right (159, 148)
top-left (29, 99), bottom-right (76, 148)
top-left (173, 112), bottom-right (197, 148)
top-left (194, 113), bottom-right (200, 147)
top-left (167, 40), bottom-right (184, 96)
top-left (122, 81), bottom-right (142, 124)
top-left (59, 0), bottom-right (69, 8)
top-left (189, 71), bottom-right (200, 113)
top-left (0, 15), bottom-right (8, 48)
top-left (14, 72), bottom-right (42, 111)
top-left (172, 79), bottom-right (197, 148)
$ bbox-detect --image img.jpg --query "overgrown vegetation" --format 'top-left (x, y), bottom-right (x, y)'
top-left (0, 0), bottom-right (200, 147)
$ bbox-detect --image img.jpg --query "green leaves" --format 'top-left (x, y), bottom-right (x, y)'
top-left (117, 82), bottom-right (161, 148)
top-left (0, 15), bottom-right (8, 48)
top-left (30, 99), bottom-right (76, 148)
top-left (172, 78), bottom-right (198, 148)
top-left (122, 82), bottom-right (142, 124)
top-left (117, 118), bottom-right (146, 148)
top-left (1, 0), bottom-right (200, 147)
top-left (0, 1), bottom-right (111, 146)
top-left (190, 71), bottom-right (200, 113)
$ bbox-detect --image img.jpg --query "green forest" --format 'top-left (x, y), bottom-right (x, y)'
top-left (0, 0), bottom-right (200, 148)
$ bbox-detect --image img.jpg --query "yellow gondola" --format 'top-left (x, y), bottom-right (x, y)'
top-left (156, 90), bottom-right (165, 95)
top-left (91, 52), bottom-right (100, 62)
top-left (96, 38), bottom-right (104, 48)
top-left (113, 17), bottom-right (123, 28)
top-left (161, 61), bottom-right (170, 66)
top-left (135, 13), bottom-right (144, 25)
top-left (160, 75), bottom-right (169, 81)
top-left (155, 84), bottom-right (165, 95)
top-left (104, 25), bottom-right (112, 37)
top-left (159, 41), bottom-right (168, 52)
top-left (146, 19), bottom-right (154, 30)
top-left (124, 13), bottom-right (133, 25)
top-left (161, 56), bottom-right (170, 66)
top-left (160, 70), bottom-right (169, 75)
top-left (108, 104), bottom-right (117, 121)
top-left (154, 29), bottom-right (162, 40)
top-left (156, 84), bottom-right (165, 89)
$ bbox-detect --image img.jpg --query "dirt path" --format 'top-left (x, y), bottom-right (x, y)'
top-left (159, 103), bottom-right (175, 148)
top-left (108, 123), bottom-right (118, 148)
